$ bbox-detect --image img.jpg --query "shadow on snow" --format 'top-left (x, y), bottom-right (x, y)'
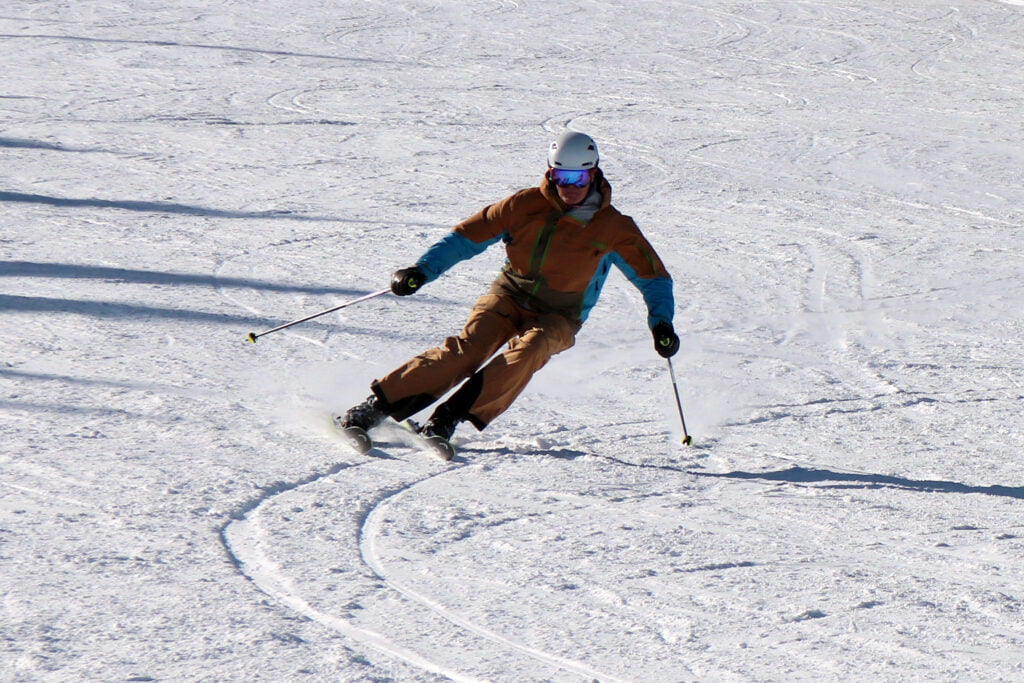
top-left (517, 449), bottom-right (1024, 501)
top-left (697, 465), bottom-right (1024, 500)
top-left (0, 32), bottom-right (403, 65)
top-left (0, 191), bottom-right (335, 221)
top-left (0, 136), bottom-right (113, 153)
top-left (2, 260), bottom-right (366, 297)
top-left (0, 293), bottom-right (278, 327)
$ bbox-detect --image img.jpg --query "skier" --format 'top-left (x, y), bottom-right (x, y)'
top-left (336, 131), bottom-right (679, 451)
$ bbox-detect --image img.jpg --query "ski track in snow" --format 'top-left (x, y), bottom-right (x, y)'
top-left (221, 456), bottom-right (483, 682)
top-left (221, 421), bottom-right (634, 681)
top-left (3, 0), bottom-right (1024, 680)
top-left (358, 465), bottom-right (633, 682)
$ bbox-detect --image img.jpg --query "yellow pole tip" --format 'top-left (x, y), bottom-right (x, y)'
top-left (246, 333), bottom-right (257, 344)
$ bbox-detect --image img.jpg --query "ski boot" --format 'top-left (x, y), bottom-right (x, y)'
top-left (333, 395), bottom-right (387, 454)
top-left (418, 404), bottom-right (461, 461)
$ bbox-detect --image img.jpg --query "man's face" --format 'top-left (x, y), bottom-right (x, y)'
top-left (556, 181), bottom-right (591, 207)
top-left (550, 167), bottom-right (594, 207)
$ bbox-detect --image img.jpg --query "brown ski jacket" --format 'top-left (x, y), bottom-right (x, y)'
top-left (416, 171), bottom-right (674, 328)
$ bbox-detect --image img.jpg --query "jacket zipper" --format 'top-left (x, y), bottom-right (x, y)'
top-left (527, 212), bottom-right (560, 296)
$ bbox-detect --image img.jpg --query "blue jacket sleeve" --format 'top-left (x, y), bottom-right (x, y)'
top-left (611, 254), bottom-right (675, 329)
top-left (415, 231), bottom-right (501, 283)
top-left (635, 275), bottom-right (675, 329)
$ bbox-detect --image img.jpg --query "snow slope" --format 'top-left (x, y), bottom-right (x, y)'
top-left (2, 0), bottom-right (1023, 680)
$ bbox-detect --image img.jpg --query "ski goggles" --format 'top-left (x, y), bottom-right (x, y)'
top-left (550, 167), bottom-right (594, 188)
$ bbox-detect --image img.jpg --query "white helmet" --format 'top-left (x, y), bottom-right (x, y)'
top-left (547, 131), bottom-right (599, 170)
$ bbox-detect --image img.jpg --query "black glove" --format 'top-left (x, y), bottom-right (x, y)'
top-left (652, 322), bottom-right (680, 358)
top-left (390, 266), bottom-right (427, 296)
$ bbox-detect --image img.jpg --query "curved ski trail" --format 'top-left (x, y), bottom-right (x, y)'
top-left (360, 473), bottom-right (630, 682)
top-left (223, 448), bottom-right (627, 681)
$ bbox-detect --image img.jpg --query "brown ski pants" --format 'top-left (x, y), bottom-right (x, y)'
top-left (373, 293), bottom-right (577, 429)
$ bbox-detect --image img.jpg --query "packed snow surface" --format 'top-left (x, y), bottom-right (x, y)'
top-left (2, 1), bottom-right (1023, 680)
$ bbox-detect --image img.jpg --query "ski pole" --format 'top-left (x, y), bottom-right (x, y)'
top-left (666, 357), bottom-right (693, 446)
top-left (245, 288), bottom-right (390, 343)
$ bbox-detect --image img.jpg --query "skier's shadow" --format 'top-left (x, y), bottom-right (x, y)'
top-left (695, 465), bottom-right (1024, 500)
top-left (454, 448), bottom-right (1024, 501)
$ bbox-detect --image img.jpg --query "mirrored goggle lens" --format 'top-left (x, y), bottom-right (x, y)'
top-left (551, 168), bottom-right (591, 187)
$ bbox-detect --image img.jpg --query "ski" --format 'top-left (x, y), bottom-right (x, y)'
top-left (330, 415), bottom-right (453, 461)
top-left (331, 415), bottom-right (373, 455)
top-left (421, 434), bottom-right (456, 462)
top-left (397, 419), bottom-right (456, 462)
